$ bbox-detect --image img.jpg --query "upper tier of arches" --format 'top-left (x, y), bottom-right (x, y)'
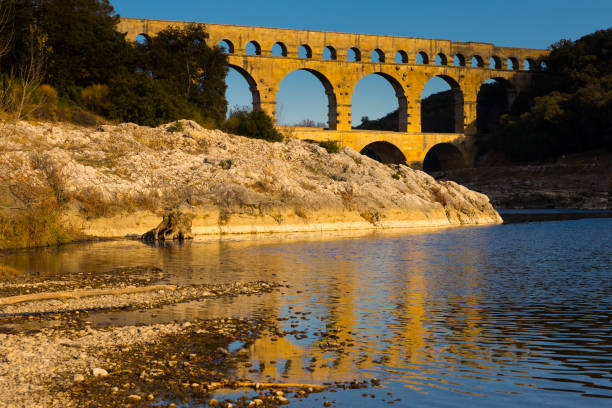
top-left (212, 38), bottom-right (546, 71)
top-left (120, 18), bottom-right (549, 74)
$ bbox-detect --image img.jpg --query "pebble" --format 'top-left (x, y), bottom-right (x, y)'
top-left (208, 398), bottom-right (220, 407)
top-left (92, 368), bottom-right (108, 377)
top-left (127, 394), bottom-right (142, 402)
top-left (73, 374), bottom-right (85, 382)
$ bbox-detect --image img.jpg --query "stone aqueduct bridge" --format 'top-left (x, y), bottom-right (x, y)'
top-left (118, 18), bottom-right (548, 169)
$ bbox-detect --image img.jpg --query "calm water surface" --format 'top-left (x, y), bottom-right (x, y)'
top-left (2, 218), bottom-right (611, 407)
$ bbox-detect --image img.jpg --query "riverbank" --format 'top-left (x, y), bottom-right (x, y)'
top-left (0, 120), bottom-right (501, 249)
top-left (0, 267), bottom-right (373, 408)
top-left (436, 151), bottom-right (611, 210)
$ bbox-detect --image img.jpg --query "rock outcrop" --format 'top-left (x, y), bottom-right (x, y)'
top-left (0, 120), bottom-right (502, 240)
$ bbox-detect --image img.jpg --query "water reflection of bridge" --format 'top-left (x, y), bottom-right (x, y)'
top-left (118, 18), bottom-right (548, 170)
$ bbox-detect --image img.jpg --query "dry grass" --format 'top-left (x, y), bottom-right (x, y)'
top-left (72, 188), bottom-right (158, 219)
top-left (0, 199), bottom-right (76, 250)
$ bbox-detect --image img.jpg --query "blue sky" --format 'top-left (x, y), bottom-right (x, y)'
top-left (112, 1), bottom-right (612, 126)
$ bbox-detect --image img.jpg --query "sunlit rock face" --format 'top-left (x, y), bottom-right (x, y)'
top-left (0, 120), bottom-right (501, 238)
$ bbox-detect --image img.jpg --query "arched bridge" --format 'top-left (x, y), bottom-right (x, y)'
top-left (118, 18), bottom-right (548, 170)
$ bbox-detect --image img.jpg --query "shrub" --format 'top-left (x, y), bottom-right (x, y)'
top-left (37, 84), bottom-right (58, 106)
top-left (0, 200), bottom-right (76, 250)
top-left (316, 140), bottom-right (340, 153)
top-left (81, 83), bottom-right (109, 112)
top-left (167, 120), bottom-right (184, 133)
top-left (223, 108), bottom-right (283, 142)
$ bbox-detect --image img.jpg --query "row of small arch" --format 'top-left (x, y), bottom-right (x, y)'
top-left (132, 33), bottom-right (547, 71)
top-left (218, 39), bottom-right (548, 71)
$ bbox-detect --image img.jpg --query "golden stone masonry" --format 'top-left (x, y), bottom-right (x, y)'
top-left (118, 18), bottom-right (548, 169)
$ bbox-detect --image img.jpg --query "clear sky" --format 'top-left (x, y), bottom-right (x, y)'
top-left (111, 0), bottom-right (612, 126)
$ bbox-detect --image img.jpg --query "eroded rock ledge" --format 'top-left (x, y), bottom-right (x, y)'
top-left (0, 120), bottom-right (502, 241)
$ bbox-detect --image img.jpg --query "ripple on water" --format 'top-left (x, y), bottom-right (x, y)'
top-left (1, 218), bottom-right (611, 407)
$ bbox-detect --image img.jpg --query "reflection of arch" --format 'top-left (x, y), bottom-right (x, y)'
top-left (299, 44), bottom-right (312, 58)
top-left (371, 49), bottom-right (385, 62)
top-left (272, 42), bottom-right (287, 57)
top-left (229, 64), bottom-right (261, 110)
top-left (323, 46), bottom-right (337, 60)
top-left (353, 72), bottom-right (408, 131)
top-left (422, 143), bottom-right (465, 172)
top-left (471, 55), bottom-right (484, 68)
top-left (417, 51), bottom-right (429, 64)
top-left (395, 50), bottom-right (408, 63)
top-left (489, 55), bottom-right (502, 70)
top-left (347, 47), bottom-right (361, 62)
top-left (420, 75), bottom-right (464, 133)
top-left (277, 68), bottom-right (337, 129)
top-left (246, 40), bottom-right (261, 55)
top-left (453, 54), bottom-right (466, 66)
top-left (360, 141), bottom-right (406, 164)
top-left (218, 39), bottom-right (234, 54)
top-left (435, 53), bottom-right (447, 66)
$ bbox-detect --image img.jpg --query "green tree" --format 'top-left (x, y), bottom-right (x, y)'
top-left (138, 24), bottom-right (228, 125)
top-left (490, 28), bottom-right (612, 161)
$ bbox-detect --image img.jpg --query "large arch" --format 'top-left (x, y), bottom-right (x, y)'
top-left (360, 141), bottom-right (406, 165)
top-left (227, 64), bottom-right (261, 111)
top-left (276, 68), bottom-right (337, 129)
top-left (420, 75), bottom-right (464, 133)
top-left (352, 72), bottom-right (408, 132)
top-left (476, 77), bottom-right (517, 135)
top-left (422, 143), bottom-right (466, 172)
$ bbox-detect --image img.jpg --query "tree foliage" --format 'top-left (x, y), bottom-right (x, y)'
top-left (490, 28), bottom-right (612, 161)
top-left (1, 0), bottom-right (230, 127)
top-left (223, 107), bottom-right (283, 142)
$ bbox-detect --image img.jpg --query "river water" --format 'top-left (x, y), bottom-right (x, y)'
top-left (2, 217), bottom-right (611, 407)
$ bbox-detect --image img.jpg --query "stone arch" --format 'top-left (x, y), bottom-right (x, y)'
top-left (218, 39), bottom-right (234, 54)
top-left (420, 75), bottom-right (464, 133)
top-left (347, 47), bottom-right (361, 62)
top-left (489, 55), bottom-right (502, 70)
top-left (352, 72), bottom-right (408, 132)
top-left (435, 53), bottom-right (448, 66)
top-left (524, 58), bottom-right (535, 71)
top-left (395, 50), bottom-right (408, 63)
top-left (228, 64), bottom-right (261, 110)
top-left (323, 46), bottom-right (337, 60)
top-left (471, 55), bottom-right (484, 68)
top-left (417, 51), bottom-right (429, 64)
top-left (506, 57), bottom-right (519, 71)
top-left (476, 77), bottom-right (517, 135)
top-left (299, 44), bottom-right (313, 58)
top-left (422, 143), bottom-right (466, 172)
top-left (277, 68), bottom-right (337, 129)
top-left (134, 33), bottom-right (151, 46)
top-left (538, 60), bottom-right (548, 71)
top-left (371, 49), bottom-right (385, 63)
top-left (246, 40), bottom-right (261, 55)
top-left (453, 54), bottom-right (466, 66)
top-left (272, 42), bottom-right (287, 57)
top-left (360, 141), bottom-right (406, 165)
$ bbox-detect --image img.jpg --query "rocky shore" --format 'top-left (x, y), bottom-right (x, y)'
top-left (0, 120), bottom-right (501, 249)
top-left (0, 273), bottom-right (282, 408)
top-left (438, 152), bottom-right (611, 210)
top-left (0, 271), bottom-right (380, 408)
